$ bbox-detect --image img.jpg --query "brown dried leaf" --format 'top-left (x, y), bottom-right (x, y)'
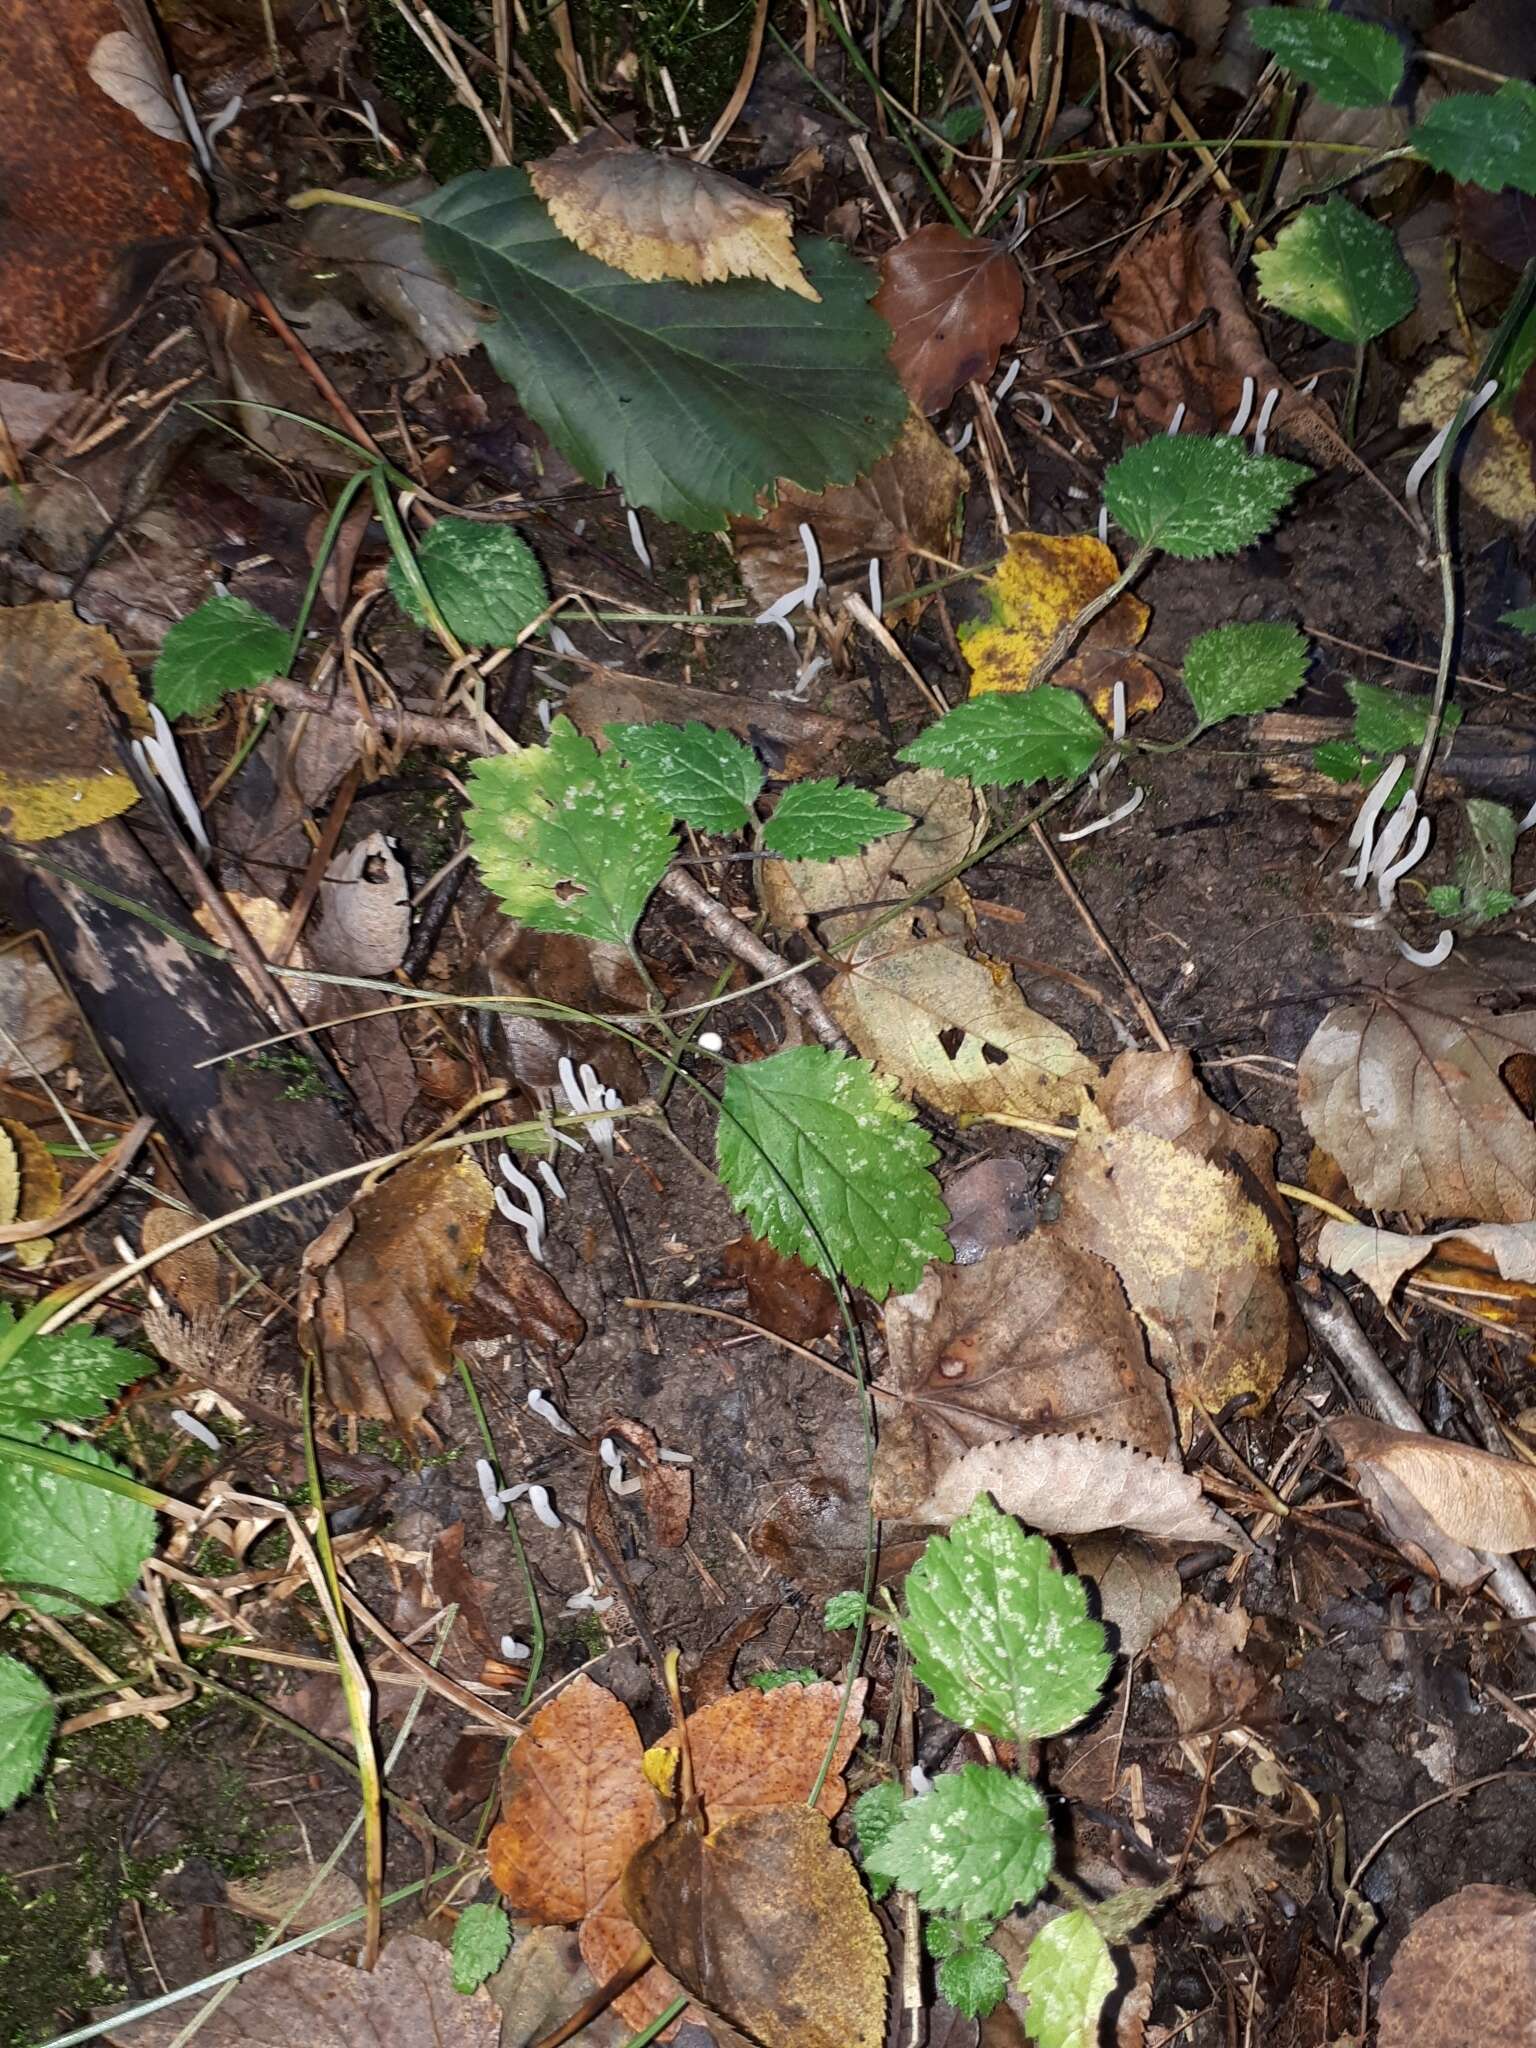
top-left (1329, 1415), bottom-right (1536, 1566)
top-left (873, 226), bottom-right (1025, 415)
top-left (529, 138), bottom-right (815, 300)
top-left (224, 1864), bottom-right (364, 1949)
top-left (457, 1225), bottom-right (587, 1360)
top-left (0, 603), bottom-right (147, 842)
top-left (1379, 1885), bottom-right (1536, 2048)
top-left (0, 940), bottom-right (77, 1077)
top-left (871, 1234), bottom-right (1174, 1519)
top-left (730, 408), bottom-right (964, 619)
top-left (0, 1115), bottom-right (60, 1267)
top-left (1147, 1595), bottom-right (1257, 1735)
top-left (722, 1233), bottom-right (839, 1346)
top-left (910, 1433), bottom-right (1247, 1549)
top-left (1189, 1829), bottom-right (1314, 1932)
top-left (297, 1151), bottom-right (493, 1429)
top-left (1317, 1217), bottom-right (1536, 1306)
top-left (141, 1205), bottom-right (223, 1316)
top-left (487, 1926), bottom-right (632, 2048)
top-left (1298, 984), bottom-right (1536, 1223)
top-left (1067, 1536), bottom-right (1183, 1661)
top-left (651, 1678), bottom-right (866, 1824)
top-left (312, 832), bottom-right (410, 979)
top-left (605, 1416), bottom-right (693, 1550)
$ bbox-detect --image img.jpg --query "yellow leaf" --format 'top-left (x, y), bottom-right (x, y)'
top-left (0, 1117), bottom-right (61, 1268)
top-left (0, 603), bottom-right (148, 843)
top-left (963, 530), bottom-right (1161, 721)
top-left (642, 1743), bottom-right (679, 1798)
top-left (0, 1123), bottom-right (19, 1228)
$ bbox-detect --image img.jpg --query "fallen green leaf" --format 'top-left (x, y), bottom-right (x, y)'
top-left (153, 595), bottom-right (288, 719)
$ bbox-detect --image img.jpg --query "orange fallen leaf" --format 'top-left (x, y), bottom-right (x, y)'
top-left (962, 531), bottom-right (1162, 721)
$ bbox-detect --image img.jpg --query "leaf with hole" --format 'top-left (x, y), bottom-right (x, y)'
top-left (451, 1904), bottom-right (512, 1994)
top-left (864, 1763), bottom-right (1052, 1918)
top-left (1182, 620), bottom-right (1310, 728)
top-left (0, 1654), bottom-right (54, 1812)
top-left (1248, 7), bottom-right (1405, 108)
top-left (762, 780), bottom-right (912, 861)
top-left (0, 1426), bottom-right (156, 1614)
top-left (153, 594), bottom-right (289, 719)
top-left (898, 685), bottom-right (1104, 788)
top-left (390, 519), bottom-right (548, 648)
top-left (716, 1043), bottom-right (951, 1300)
top-left (0, 1307), bottom-right (146, 1429)
top-left (1412, 83), bottom-right (1536, 199)
top-left (605, 720), bottom-right (764, 834)
top-left (418, 169), bottom-right (906, 530)
top-left (1018, 1910), bottom-right (1117, 2048)
top-left (465, 716), bottom-right (676, 947)
top-left (1105, 436), bottom-right (1309, 560)
top-left (1255, 197), bottom-right (1415, 345)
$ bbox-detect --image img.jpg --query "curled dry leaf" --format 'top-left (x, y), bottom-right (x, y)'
top-left (1298, 982), bottom-right (1536, 1223)
top-left (529, 137), bottom-right (816, 300)
top-left (297, 1150), bottom-right (494, 1430)
top-left (872, 225), bottom-right (1025, 415)
top-left (604, 1416), bottom-right (692, 1549)
top-left (0, 604), bottom-right (148, 842)
top-left (0, 1115), bottom-right (60, 1268)
top-left (1328, 1414), bottom-right (1536, 1567)
top-left (909, 1432), bottom-right (1248, 1549)
top-left (457, 1224), bottom-right (587, 1360)
top-left (1067, 1535), bottom-right (1183, 1661)
top-left (961, 530), bottom-right (1161, 722)
top-left (0, 940), bottom-right (77, 1077)
top-left (1147, 1595), bottom-right (1258, 1735)
top-left (871, 1233), bottom-right (1174, 1520)
top-left (1378, 1884), bottom-right (1536, 2048)
top-left (304, 178), bottom-right (483, 364)
top-left (1317, 1217), bottom-right (1536, 1306)
top-left (313, 832), bottom-right (410, 978)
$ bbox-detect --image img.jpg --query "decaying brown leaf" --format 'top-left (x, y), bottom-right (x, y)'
top-left (312, 832), bottom-right (410, 978)
top-left (1147, 1595), bottom-right (1258, 1735)
top-left (1317, 1217), bottom-right (1536, 1306)
top-left (457, 1225), bottom-right (587, 1361)
top-left (0, 938), bottom-right (77, 1077)
top-left (623, 1805), bottom-right (887, 2048)
top-left (722, 1233), bottom-right (839, 1346)
top-left (648, 1679), bottom-right (865, 1824)
top-left (909, 1432), bottom-right (1247, 1549)
top-left (1067, 1535), bottom-right (1184, 1660)
top-left (871, 1233), bottom-right (1174, 1519)
top-left (1298, 982), bottom-right (1536, 1223)
top-left (297, 1150), bottom-right (493, 1430)
top-left (486, 1926), bottom-right (632, 2048)
top-left (1378, 1884), bottom-right (1536, 2048)
top-left (0, 1114), bottom-right (60, 1267)
top-left (224, 1864), bottom-right (365, 1953)
top-left (872, 225), bottom-right (1025, 415)
top-left (529, 137), bottom-right (816, 299)
top-left (1329, 1415), bottom-right (1536, 1574)
top-left (0, 603), bottom-right (148, 842)
top-left (604, 1415), bottom-right (693, 1550)
top-left (731, 409), bottom-right (965, 618)
top-left (1402, 349), bottom-right (1536, 527)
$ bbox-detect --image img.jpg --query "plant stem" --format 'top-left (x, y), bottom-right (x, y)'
top-left (456, 1354), bottom-right (545, 1712)
top-left (810, 0), bottom-right (972, 234)
top-left (1343, 342), bottom-right (1365, 446)
top-left (1014, 0), bottom-right (1058, 169)
top-left (1028, 542), bottom-right (1155, 687)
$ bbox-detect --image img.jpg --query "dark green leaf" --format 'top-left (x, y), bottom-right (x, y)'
top-left (824, 1590), bottom-right (867, 1630)
top-left (451, 1903), bottom-right (512, 1993)
top-left (1106, 436), bottom-right (1309, 560)
top-left (0, 1427), bottom-right (157, 1615)
top-left (862, 1763), bottom-right (1053, 1919)
top-left (0, 1309), bottom-right (147, 1429)
top-left (746, 1666), bottom-right (821, 1691)
top-left (605, 721), bottom-right (764, 833)
top-left (1254, 197), bottom-right (1416, 345)
top-left (153, 596), bottom-right (288, 719)
top-left (853, 1780), bottom-right (906, 1901)
top-left (1183, 621), bottom-right (1309, 727)
top-left (1455, 797), bottom-right (1518, 928)
top-left (898, 686), bottom-right (1103, 789)
top-left (1313, 739), bottom-right (1364, 783)
top-left (1249, 7), bottom-right (1405, 107)
top-left (761, 780), bottom-right (911, 860)
top-left (0, 1655), bottom-right (54, 1812)
top-left (391, 519), bottom-right (548, 647)
top-left (1412, 83), bottom-right (1536, 197)
top-left (938, 1943), bottom-right (1010, 2021)
top-left (1501, 605), bottom-right (1536, 635)
top-left (1347, 678), bottom-right (1461, 755)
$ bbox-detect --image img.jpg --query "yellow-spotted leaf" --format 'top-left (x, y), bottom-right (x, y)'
top-left (0, 604), bottom-right (148, 842)
top-left (963, 530), bottom-right (1161, 720)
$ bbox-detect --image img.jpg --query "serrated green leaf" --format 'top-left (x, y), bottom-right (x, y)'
top-left (391, 519), bottom-right (547, 647)
top-left (0, 1427), bottom-right (157, 1615)
top-left (465, 716), bottom-right (675, 947)
top-left (762, 780), bottom-right (912, 860)
top-left (0, 1654), bottom-right (55, 1812)
top-left (897, 686), bottom-right (1103, 789)
top-left (1412, 82), bottom-right (1536, 197)
top-left (900, 1495), bottom-right (1111, 1740)
top-left (1106, 437), bottom-right (1309, 560)
top-left (938, 1943), bottom-right (1011, 2020)
top-left (418, 169), bottom-right (907, 531)
top-left (1018, 1911), bottom-right (1117, 2048)
top-left (1502, 606), bottom-right (1536, 635)
top-left (746, 1665), bottom-right (821, 1691)
top-left (0, 1308), bottom-right (147, 1429)
top-left (863, 1764), bottom-right (1052, 1919)
top-left (153, 596), bottom-right (288, 719)
top-left (854, 1779), bottom-right (906, 1901)
top-left (717, 1044), bottom-right (951, 1299)
top-left (1249, 7), bottom-right (1405, 108)
top-left (1347, 678), bottom-right (1461, 756)
top-left (1426, 883), bottom-right (1465, 915)
top-left (605, 721), bottom-right (764, 832)
top-left (933, 105), bottom-right (985, 146)
top-left (824, 1590), bottom-right (867, 1630)
top-left (1255, 198), bottom-right (1415, 345)
top-left (451, 1902), bottom-right (511, 1992)
top-left (924, 1916), bottom-right (967, 1961)
top-left (1455, 797), bottom-right (1518, 928)
top-left (1313, 739), bottom-right (1364, 783)
top-left (1183, 621), bottom-right (1310, 728)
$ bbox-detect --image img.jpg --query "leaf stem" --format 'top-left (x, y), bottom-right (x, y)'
top-left (1027, 542), bottom-right (1155, 688)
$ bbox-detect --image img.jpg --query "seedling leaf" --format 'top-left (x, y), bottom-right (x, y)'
top-left (1105, 436), bottom-right (1309, 559)
top-left (1018, 1910), bottom-right (1117, 2048)
top-left (1183, 621), bottom-right (1310, 728)
top-left (451, 1903), bottom-right (512, 1993)
top-left (605, 721), bottom-right (764, 833)
top-left (1412, 83), bottom-right (1536, 198)
top-left (1255, 198), bottom-right (1416, 345)
top-left (0, 1308), bottom-right (146, 1428)
top-left (862, 1763), bottom-right (1052, 1919)
top-left (761, 780), bottom-right (912, 860)
top-left (898, 686), bottom-right (1104, 788)
top-left (465, 716), bottom-right (676, 947)
top-left (853, 1779), bottom-right (905, 1901)
top-left (824, 1590), bottom-right (867, 1630)
top-left (716, 1044), bottom-right (952, 1299)
top-left (899, 1493), bottom-right (1111, 1739)
top-left (0, 1427), bottom-right (157, 1614)
top-left (0, 1655), bottom-right (54, 1812)
top-left (1455, 797), bottom-right (1518, 928)
top-left (1347, 679), bottom-right (1461, 756)
top-left (1249, 7), bottom-right (1405, 107)
top-left (391, 519), bottom-right (548, 647)
top-left (937, 1942), bottom-right (1011, 2020)
top-left (153, 595), bottom-right (288, 719)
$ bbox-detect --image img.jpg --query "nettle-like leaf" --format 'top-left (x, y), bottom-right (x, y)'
top-left (391, 518), bottom-right (548, 648)
top-left (761, 781), bottom-right (912, 861)
top-left (863, 1763), bottom-right (1052, 1920)
top-left (153, 595), bottom-right (288, 719)
top-left (853, 1779), bottom-right (904, 1902)
top-left (900, 1494), bottom-right (1111, 1740)
top-left (824, 1589), bottom-right (867, 1631)
top-left (716, 1043), bottom-right (952, 1300)
top-left (0, 1427), bottom-right (157, 1614)
top-left (465, 716), bottom-right (675, 947)
top-left (1105, 437), bottom-right (1309, 560)
top-left (1018, 1911), bottom-right (1117, 2048)
top-left (1502, 606), bottom-right (1536, 636)
top-left (936, 1941), bottom-right (1010, 2021)
top-left (1412, 82), bottom-right (1536, 198)
top-left (898, 686), bottom-right (1103, 789)
top-left (1183, 621), bottom-right (1309, 728)
top-left (605, 720), bottom-right (764, 833)
top-left (451, 1902), bottom-right (512, 1993)
top-left (1249, 6), bottom-right (1405, 108)
top-left (1347, 678), bottom-right (1460, 756)
top-left (0, 1654), bottom-right (55, 1812)
top-left (418, 169), bottom-right (907, 530)
top-left (0, 1308), bottom-right (147, 1429)
top-left (1255, 197), bottom-right (1416, 345)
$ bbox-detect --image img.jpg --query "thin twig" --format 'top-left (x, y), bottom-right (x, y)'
top-left (659, 868), bottom-right (848, 1050)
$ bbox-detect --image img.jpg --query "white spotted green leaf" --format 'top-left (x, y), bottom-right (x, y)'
top-left (761, 779), bottom-right (912, 860)
top-left (899, 1493), bottom-right (1111, 1740)
top-left (153, 595), bottom-right (288, 719)
top-left (716, 1044), bottom-right (951, 1300)
top-left (1182, 621), bottom-right (1309, 729)
top-left (897, 686), bottom-right (1104, 790)
top-left (1249, 7), bottom-right (1405, 108)
top-left (451, 1902), bottom-right (512, 1992)
top-left (390, 517), bottom-right (548, 647)
top-left (853, 1779), bottom-right (906, 1901)
top-left (0, 1427), bottom-right (157, 1615)
top-left (465, 715), bottom-right (675, 947)
top-left (0, 1655), bottom-right (55, 1812)
top-left (1106, 436), bottom-right (1310, 560)
top-left (1412, 83), bottom-right (1536, 198)
top-left (0, 1308), bottom-right (147, 1429)
top-left (862, 1763), bottom-right (1052, 1919)
top-left (1255, 198), bottom-right (1416, 345)
top-left (1018, 1910), bottom-right (1117, 2048)
top-left (937, 1942), bottom-right (1010, 2020)
top-left (605, 721), bottom-right (764, 833)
